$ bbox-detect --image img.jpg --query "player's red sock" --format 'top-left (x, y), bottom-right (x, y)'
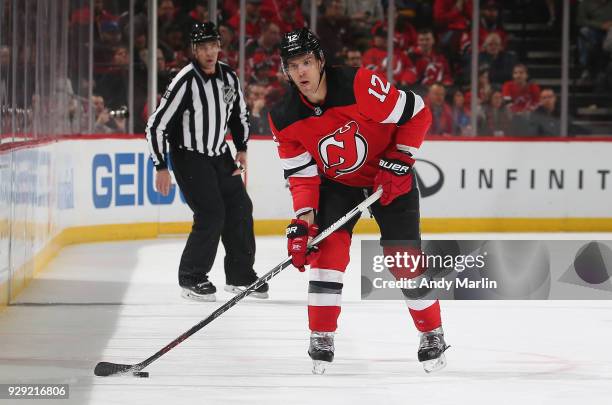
top-left (407, 300), bottom-right (442, 332)
top-left (307, 231), bottom-right (350, 332)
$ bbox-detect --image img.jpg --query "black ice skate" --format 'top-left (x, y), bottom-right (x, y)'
top-left (181, 280), bottom-right (217, 302)
top-left (418, 326), bottom-right (450, 373)
top-left (224, 281), bottom-right (269, 299)
top-left (308, 331), bottom-right (335, 375)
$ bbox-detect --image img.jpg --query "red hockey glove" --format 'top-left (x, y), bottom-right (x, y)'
top-left (374, 150), bottom-right (415, 206)
top-left (286, 219), bottom-right (319, 272)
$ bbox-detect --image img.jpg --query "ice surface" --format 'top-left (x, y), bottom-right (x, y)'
top-left (1, 234), bottom-right (612, 404)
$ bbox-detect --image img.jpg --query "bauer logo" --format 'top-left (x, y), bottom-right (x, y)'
top-left (413, 159), bottom-right (444, 198)
top-left (92, 153), bottom-right (186, 208)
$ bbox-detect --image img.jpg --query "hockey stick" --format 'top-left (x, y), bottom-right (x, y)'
top-left (94, 188), bottom-right (383, 377)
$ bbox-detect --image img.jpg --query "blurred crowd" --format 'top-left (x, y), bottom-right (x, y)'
top-left (3, 0), bottom-right (611, 138)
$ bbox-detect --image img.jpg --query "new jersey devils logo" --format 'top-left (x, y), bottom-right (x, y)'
top-left (318, 121), bottom-right (368, 178)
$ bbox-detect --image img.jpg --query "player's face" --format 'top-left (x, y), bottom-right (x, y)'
top-left (193, 40), bottom-right (220, 73)
top-left (286, 53), bottom-right (323, 95)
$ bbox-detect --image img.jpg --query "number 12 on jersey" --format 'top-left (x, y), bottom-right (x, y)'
top-left (368, 74), bottom-right (391, 102)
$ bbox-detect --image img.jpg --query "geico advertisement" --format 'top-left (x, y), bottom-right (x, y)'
top-left (75, 139), bottom-right (191, 225)
top-left (78, 138), bottom-right (612, 221)
top-left (92, 152), bottom-right (186, 208)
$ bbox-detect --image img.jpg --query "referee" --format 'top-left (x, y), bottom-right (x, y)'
top-left (145, 22), bottom-right (268, 301)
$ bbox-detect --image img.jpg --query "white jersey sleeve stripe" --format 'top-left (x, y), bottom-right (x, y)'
top-left (381, 89), bottom-right (407, 124)
top-left (280, 150), bottom-right (315, 170)
top-left (411, 92), bottom-right (425, 118)
top-left (397, 144), bottom-right (419, 156)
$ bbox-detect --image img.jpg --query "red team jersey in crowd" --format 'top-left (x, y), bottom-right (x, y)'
top-left (411, 49), bottom-right (454, 86)
top-left (268, 66), bottom-right (431, 215)
top-left (362, 47), bottom-right (417, 86)
top-left (502, 81), bottom-right (541, 113)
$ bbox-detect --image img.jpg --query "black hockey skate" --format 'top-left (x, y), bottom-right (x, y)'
top-left (181, 280), bottom-right (217, 302)
top-left (308, 331), bottom-right (335, 375)
top-left (224, 281), bottom-right (269, 299)
top-left (418, 326), bottom-right (449, 373)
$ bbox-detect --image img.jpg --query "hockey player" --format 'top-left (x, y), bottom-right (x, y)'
top-left (269, 28), bottom-right (449, 374)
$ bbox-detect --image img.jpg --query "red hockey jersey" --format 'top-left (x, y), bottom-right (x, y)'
top-left (268, 66), bottom-right (431, 215)
top-left (502, 81), bottom-right (541, 113)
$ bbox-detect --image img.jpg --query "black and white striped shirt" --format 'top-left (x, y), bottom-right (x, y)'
top-left (146, 60), bottom-right (249, 170)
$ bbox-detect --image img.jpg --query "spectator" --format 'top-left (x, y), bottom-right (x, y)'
top-left (139, 47), bottom-right (173, 92)
top-left (219, 23), bottom-right (239, 69)
top-left (94, 20), bottom-right (123, 75)
top-left (300, 0), bottom-right (326, 24)
top-left (246, 83), bottom-right (271, 135)
top-left (529, 88), bottom-right (560, 136)
top-left (261, 0), bottom-right (306, 33)
top-left (158, 0), bottom-right (180, 39)
top-left (70, 0), bottom-right (117, 41)
top-left (362, 27), bottom-right (416, 87)
top-left (99, 20), bottom-right (122, 47)
top-left (433, 0), bottom-right (473, 59)
top-left (465, 65), bottom-right (493, 108)
top-left (228, 0), bottom-right (264, 40)
top-left (118, 1), bottom-right (148, 48)
top-left (345, 48), bottom-right (363, 67)
top-left (576, 0), bottom-right (612, 85)
top-left (132, 26), bottom-right (148, 60)
top-left (185, 1), bottom-right (209, 26)
top-left (426, 83), bottom-right (453, 135)
top-left (478, 0), bottom-right (507, 49)
top-left (369, 18), bottom-right (418, 58)
top-left (543, 0), bottom-right (557, 27)
top-left (245, 21), bottom-right (282, 87)
top-left (317, 0), bottom-right (351, 65)
top-left (92, 94), bottom-right (125, 133)
top-left (160, 23), bottom-right (189, 69)
top-left (467, 32), bottom-right (516, 86)
top-left (410, 28), bottom-right (453, 87)
top-left (502, 63), bottom-right (540, 114)
top-left (96, 45), bottom-right (130, 110)
top-left (477, 89), bottom-right (512, 136)
top-left (347, 0), bottom-right (383, 26)
top-left (347, 0), bottom-right (384, 47)
top-left (395, 13), bottom-right (419, 51)
top-left (451, 89), bottom-right (471, 135)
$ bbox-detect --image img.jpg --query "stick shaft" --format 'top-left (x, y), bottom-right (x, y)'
top-left (97, 188), bottom-right (382, 375)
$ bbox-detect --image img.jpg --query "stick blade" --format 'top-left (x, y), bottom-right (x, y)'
top-left (94, 362), bottom-right (134, 376)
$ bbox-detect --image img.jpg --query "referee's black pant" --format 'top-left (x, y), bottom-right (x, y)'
top-left (170, 147), bottom-right (257, 287)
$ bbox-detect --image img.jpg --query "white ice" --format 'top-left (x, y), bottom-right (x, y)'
top-left (1, 234), bottom-right (612, 405)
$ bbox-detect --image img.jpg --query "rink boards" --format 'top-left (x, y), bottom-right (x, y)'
top-left (1, 135), bottom-right (612, 303)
